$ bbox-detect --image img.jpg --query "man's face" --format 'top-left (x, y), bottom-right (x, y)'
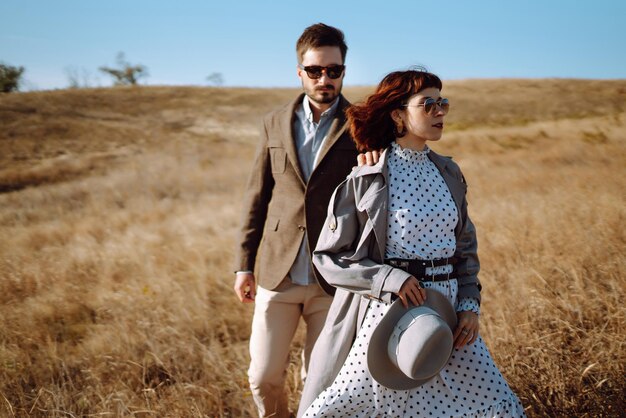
top-left (297, 46), bottom-right (344, 106)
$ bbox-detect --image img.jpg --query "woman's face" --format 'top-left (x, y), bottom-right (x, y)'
top-left (396, 87), bottom-right (447, 144)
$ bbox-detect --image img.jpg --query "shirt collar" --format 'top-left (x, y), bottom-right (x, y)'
top-left (302, 95), bottom-right (340, 124)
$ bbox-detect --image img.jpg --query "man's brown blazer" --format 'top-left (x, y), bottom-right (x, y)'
top-left (234, 93), bottom-right (358, 296)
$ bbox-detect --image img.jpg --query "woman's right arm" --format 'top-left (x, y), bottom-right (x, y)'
top-left (312, 175), bottom-right (412, 304)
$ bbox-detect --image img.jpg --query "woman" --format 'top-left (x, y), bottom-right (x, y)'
top-left (297, 70), bottom-right (525, 417)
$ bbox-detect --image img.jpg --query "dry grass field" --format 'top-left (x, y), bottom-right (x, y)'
top-left (0, 79), bottom-right (625, 417)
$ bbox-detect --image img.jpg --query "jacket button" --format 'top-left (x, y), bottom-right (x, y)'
top-left (298, 225), bottom-right (306, 231)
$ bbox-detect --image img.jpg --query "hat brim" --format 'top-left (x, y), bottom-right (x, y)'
top-left (367, 289), bottom-right (457, 390)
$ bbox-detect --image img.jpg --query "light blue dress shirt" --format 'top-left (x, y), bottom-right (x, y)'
top-left (288, 96), bottom-right (340, 285)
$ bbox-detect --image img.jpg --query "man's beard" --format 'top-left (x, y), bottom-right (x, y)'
top-left (305, 84), bottom-right (340, 105)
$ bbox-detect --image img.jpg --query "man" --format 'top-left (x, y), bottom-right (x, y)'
top-left (233, 23), bottom-right (358, 418)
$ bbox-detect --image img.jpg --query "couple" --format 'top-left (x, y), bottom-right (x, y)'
top-left (234, 23), bottom-right (525, 417)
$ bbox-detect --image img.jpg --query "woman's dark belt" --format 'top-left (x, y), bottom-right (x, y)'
top-left (386, 257), bottom-right (458, 282)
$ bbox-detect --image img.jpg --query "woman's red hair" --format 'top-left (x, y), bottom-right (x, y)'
top-left (346, 69), bottom-right (443, 152)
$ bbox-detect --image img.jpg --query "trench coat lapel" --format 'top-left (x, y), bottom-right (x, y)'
top-left (279, 94), bottom-right (306, 186)
top-left (355, 148), bottom-right (467, 261)
top-left (355, 149), bottom-right (390, 262)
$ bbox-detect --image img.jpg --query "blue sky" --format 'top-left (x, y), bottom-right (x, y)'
top-left (1, 0), bottom-right (624, 90)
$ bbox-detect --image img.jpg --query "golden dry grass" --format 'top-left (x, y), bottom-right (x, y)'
top-left (0, 80), bottom-right (625, 417)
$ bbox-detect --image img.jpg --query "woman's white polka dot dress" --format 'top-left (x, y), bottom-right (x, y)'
top-left (303, 142), bottom-right (525, 417)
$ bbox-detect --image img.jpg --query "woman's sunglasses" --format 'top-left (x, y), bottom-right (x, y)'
top-left (403, 98), bottom-right (450, 115)
top-left (298, 64), bottom-right (345, 80)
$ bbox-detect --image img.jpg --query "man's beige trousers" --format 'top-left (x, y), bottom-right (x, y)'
top-left (248, 278), bottom-right (332, 418)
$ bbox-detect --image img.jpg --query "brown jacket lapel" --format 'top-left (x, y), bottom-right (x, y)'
top-left (276, 94), bottom-right (352, 185)
top-left (313, 95), bottom-right (351, 172)
top-left (278, 94), bottom-right (306, 185)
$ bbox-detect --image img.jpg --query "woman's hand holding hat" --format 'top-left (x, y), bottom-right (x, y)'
top-left (396, 277), bottom-right (426, 308)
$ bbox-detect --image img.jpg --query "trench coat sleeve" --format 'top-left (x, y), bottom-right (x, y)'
top-left (455, 213), bottom-right (482, 301)
top-left (312, 175), bottom-right (412, 303)
top-left (452, 168), bottom-right (482, 302)
top-left (233, 119), bottom-right (274, 272)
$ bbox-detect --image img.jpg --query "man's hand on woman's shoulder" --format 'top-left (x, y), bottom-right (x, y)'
top-left (356, 150), bottom-right (381, 167)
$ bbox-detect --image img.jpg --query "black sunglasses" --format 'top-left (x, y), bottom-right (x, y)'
top-left (298, 64), bottom-right (345, 79)
top-left (403, 98), bottom-right (450, 115)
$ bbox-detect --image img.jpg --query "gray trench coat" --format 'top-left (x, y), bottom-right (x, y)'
top-left (297, 147), bottom-right (481, 416)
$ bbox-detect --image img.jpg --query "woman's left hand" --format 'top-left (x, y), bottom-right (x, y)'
top-left (453, 311), bottom-right (479, 349)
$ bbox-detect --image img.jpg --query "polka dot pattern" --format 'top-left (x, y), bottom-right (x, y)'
top-left (385, 142), bottom-right (458, 262)
top-left (384, 141), bottom-right (480, 313)
top-left (303, 142), bottom-right (525, 416)
top-left (303, 289), bottom-right (526, 417)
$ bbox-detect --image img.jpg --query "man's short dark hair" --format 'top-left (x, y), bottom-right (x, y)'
top-left (296, 23), bottom-right (348, 64)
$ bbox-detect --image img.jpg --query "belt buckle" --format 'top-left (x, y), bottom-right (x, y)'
top-left (390, 260), bottom-right (409, 270)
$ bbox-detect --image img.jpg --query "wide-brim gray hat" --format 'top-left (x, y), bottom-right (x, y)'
top-left (367, 289), bottom-right (457, 390)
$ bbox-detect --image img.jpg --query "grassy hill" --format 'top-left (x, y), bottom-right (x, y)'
top-left (0, 80), bottom-right (625, 417)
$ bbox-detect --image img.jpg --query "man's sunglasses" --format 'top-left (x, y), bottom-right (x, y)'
top-left (298, 64), bottom-right (345, 80)
top-left (403, 98), bottom-right (450, 115)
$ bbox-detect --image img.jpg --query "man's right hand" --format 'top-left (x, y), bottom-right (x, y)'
top-left (356, 150), bottom-right (381, 167)
top-left (234, 272), bottom-right (256, 303)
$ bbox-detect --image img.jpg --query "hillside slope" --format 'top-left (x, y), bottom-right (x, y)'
top-left (0, 80), bottom-right (625, 417)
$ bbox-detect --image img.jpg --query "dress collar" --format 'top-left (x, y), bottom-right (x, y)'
top-left (390, 140), bottom-right (430, 162)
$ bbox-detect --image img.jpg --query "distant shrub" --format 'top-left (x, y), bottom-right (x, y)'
top-left (206, 72), bottom-right (224, 86)
top-left (0, 63), bottom-right (25, 93)
top-left (65, 66), bottom-right (98, 89)
top-left (99, 52), bottom-right (148, 86)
